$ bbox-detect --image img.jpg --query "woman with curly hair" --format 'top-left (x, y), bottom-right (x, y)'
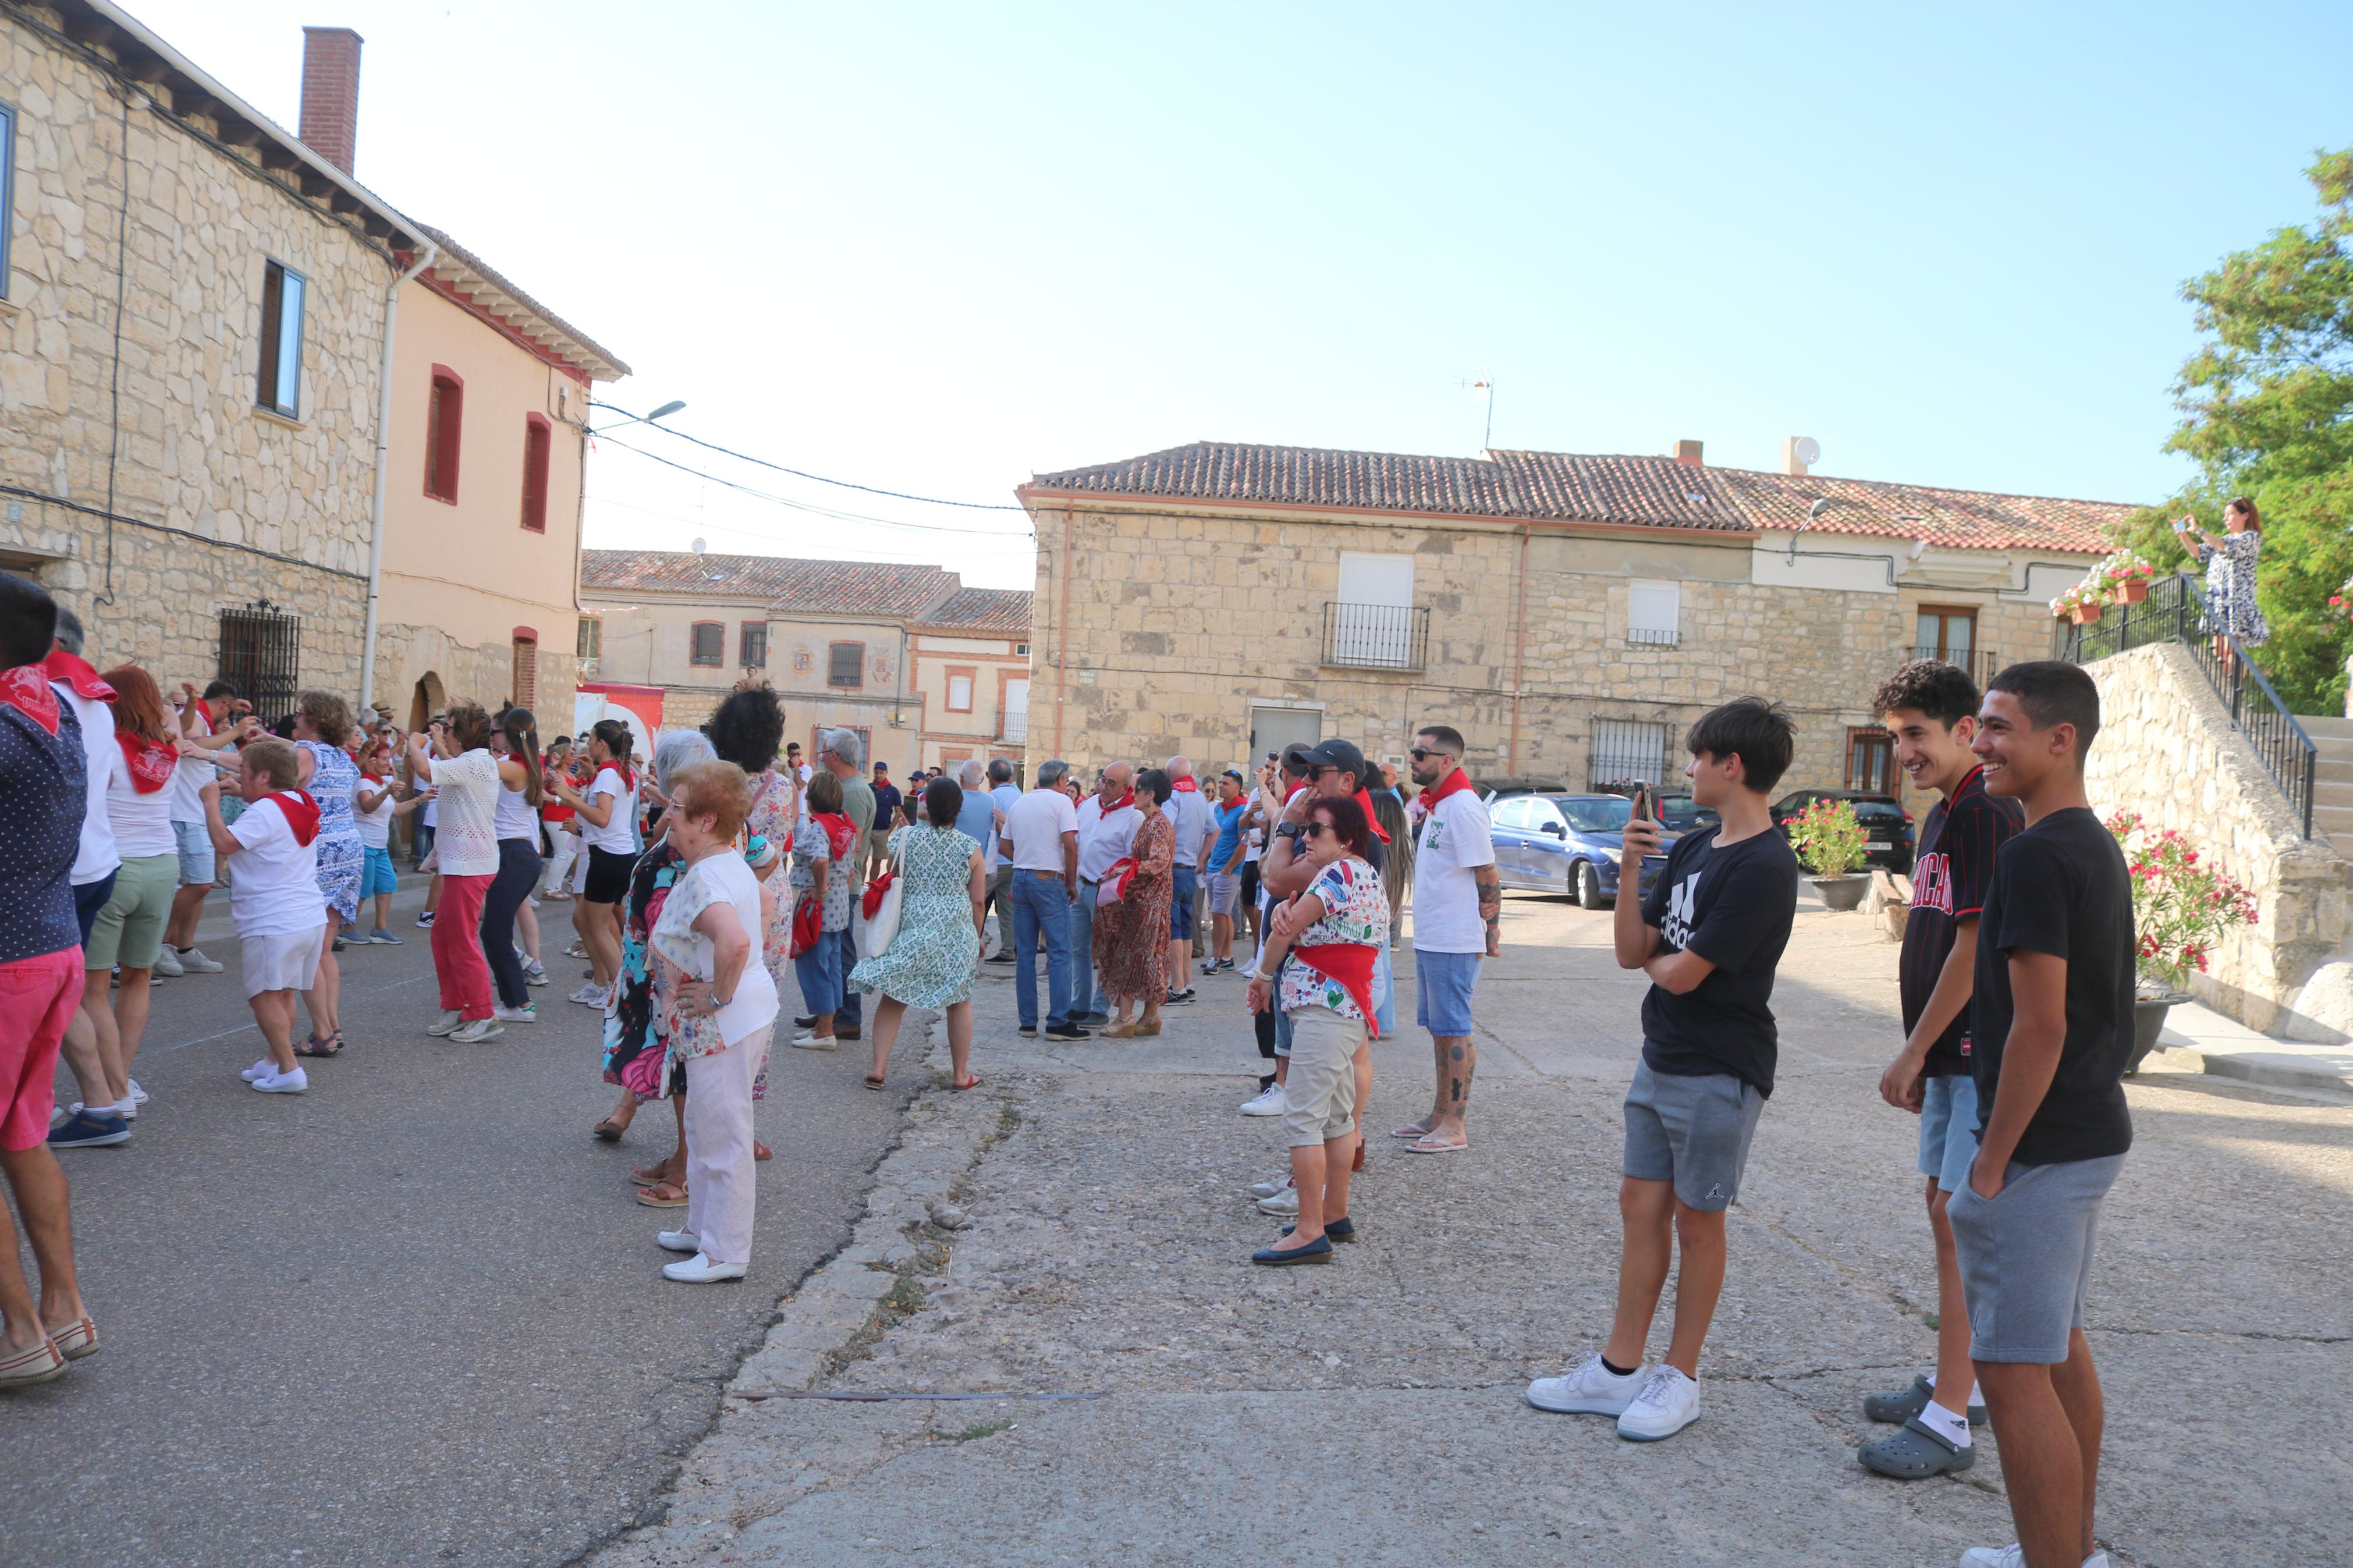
top-left (704, 682), bottom-right (796, 1024)
top-left (288, 690), bottom-right (363, 1056)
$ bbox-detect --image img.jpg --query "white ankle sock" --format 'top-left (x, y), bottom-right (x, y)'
top-left (1925, 1373), bottom-right (1982, 1408)
top-left (1921, 1398), bottom-right (1972, 1447)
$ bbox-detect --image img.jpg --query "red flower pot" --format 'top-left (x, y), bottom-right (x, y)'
top-left (2118, 580), bottom-right (2148, 604)
top-left (2071, 604), bottom-right (2103, 625)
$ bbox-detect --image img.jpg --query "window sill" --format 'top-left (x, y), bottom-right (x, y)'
top-left (424, 491), bottom-right (459, 507)
top-left (252, 406), bottom-right (307, 432)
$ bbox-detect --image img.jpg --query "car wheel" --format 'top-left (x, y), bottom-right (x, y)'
top-left (1574, 860), bottom-right (1606, 911)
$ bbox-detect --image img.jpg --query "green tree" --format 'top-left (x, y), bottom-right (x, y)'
top-left (2113, 147), bottom-right (2353, 714)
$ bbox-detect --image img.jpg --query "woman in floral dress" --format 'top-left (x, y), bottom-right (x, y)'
top-left (2175, 496), bottom-right (2268, 680)
top-left (1094, 767), bottom-right (1176, 1038)
top-left (290, 689), bottom-right (363, 1055)
top-left (849, 776), bottom-right (988, 1091)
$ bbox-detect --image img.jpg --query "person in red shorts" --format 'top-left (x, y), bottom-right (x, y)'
top-left (0, 571), bottom-right (98, 1387)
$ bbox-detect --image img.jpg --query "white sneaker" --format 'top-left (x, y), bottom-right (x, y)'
top-left (1247, 1171), bottom-right (1293, 1200)
top-left (494, 1004), bottom-right (537, 1024)
top-left (450, 1017), bottom-right (505, 1044)
top-left (1957, 1551), bottom-right (2110, 1568)
top-left (661, 1251), bottom-right (746, 1283)
top-left (568, 983), bottom-right (609, 1007)
top-left (252, 1066), bottom-right (308, 1094)
top-left (1238, 1084), bottom-right (1285, 1117)
top-left (426, 1009), bottom-right (464, 1037)
top-left (1616, 1365), bottom-right (1701, 1441)
top-left (113, 1094), bottom-right (137, 1121)
top-left (175, 947), bottom-right (224, 974)
top-left (151, 947), bottom-right (184, 977)
top-left (1255, 1186), bottom-right (1300, 1217)
top-left (656, 1229), bottom-right (700, 1254)
top-left (1525, 1350), bottom-right (1648, 1416)
top-left (241, 1057), bottom-right (276, 1082)
top-left (790, 1030), bottom-right (838, 1051)
top-left (127, 1079), bottom-right (148, 1105)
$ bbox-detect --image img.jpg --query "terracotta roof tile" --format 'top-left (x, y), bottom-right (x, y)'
top-left (581, 550), bottom-right (961, 617)
top-left (1025, 441), bottom-right (2138, 552)
top-left (917, 588), bottom-right (1032, 634)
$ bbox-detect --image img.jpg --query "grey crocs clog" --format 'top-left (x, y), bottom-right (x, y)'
top-left (1858, 1414), bottom-right (1976, 1479)
top-left (1862, 1373), bottom-right (1986, 1425)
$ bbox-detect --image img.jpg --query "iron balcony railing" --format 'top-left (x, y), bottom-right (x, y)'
top-left (2062, 570), bottom-right (2316, 838)
top-left (1907, 645), bottom-right (2001, 688)
top-left (998, 712), bottom-right (1028, 745)
top-left (1324, 602), bottom-right (1430, 671)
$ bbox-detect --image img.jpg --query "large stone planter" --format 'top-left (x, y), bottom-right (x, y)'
top-left (1811, 874), bottom-right (1869, 912)
top-left (2128, 990), bottom-right (2188, 1076)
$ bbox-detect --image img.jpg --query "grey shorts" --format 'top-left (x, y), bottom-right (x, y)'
top-left (1621, 1058), bottom-right (1765, 1212)
top-left (1947, 1153), bottom-right (2124, 1364)
top-left (1280, 1006), bottom-right (1362, 1148)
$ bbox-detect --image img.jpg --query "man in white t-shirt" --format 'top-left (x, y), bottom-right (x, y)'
top-left (1396, 723), bottom-right (1497, 1154)
top-left (1002, 760), bottom-right (1087, 1040)
top-left (1070, 760), bottom-right (1137, 1026)
top-left (980, 758), bottom-right (1024, 962)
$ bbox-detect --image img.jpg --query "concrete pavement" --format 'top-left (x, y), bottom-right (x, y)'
top-left (597, 886), bottom-right (2352, 1567)
top-left (0, 875), bottom-right (920, 1567)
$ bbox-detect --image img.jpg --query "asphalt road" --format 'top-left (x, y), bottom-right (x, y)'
top-left (0, 872), bottom-right (914, 1567)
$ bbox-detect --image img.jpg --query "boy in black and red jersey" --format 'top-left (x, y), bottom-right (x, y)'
top-left (1857, 660), bottom-right (2022, 1479)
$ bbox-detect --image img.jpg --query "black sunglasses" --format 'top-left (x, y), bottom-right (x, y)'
top-left (1302, 821), bottom-right (1335, 839)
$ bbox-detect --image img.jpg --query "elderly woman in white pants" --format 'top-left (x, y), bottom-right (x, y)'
top-left (646, 760), bottom-right (779, 1283)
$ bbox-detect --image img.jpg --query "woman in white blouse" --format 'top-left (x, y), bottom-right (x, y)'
top-left (404, 703), bottom-right (531, 1044)
top-left (647, 760), bottom-right (779, 1283)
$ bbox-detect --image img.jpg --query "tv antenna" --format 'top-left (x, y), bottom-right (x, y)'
top-left (1460, 372), bottom-right (1495, 451)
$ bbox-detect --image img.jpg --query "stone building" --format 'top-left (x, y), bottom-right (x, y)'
top-left (0, 1), bottom-right (430, 701)
top-left (579, 550), bottom-right (1031, 776)
top-left (1017, 439), bottom-right (2136, 802)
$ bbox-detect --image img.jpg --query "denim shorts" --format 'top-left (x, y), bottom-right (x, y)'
top-left (361, 844), bottom-right (400, 899)
top-left (1621, 1059), bottom-right (1766, 1212)
top-left (174, 819), bottom-right (216, 887)
top-left (1413, 948), bottom-right (1482, 1036)
top-left (1918, 1073), bottom-right (1981, 1194)
top-left (1169, 865), bottom-right (1198, 939)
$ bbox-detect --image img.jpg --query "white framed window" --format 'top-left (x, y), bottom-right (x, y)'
top-left (1330, 552), bottom-right (1420, 667)
top-left (947, 673), bottom-right (974, 712)
top-left (1627, 581), bottom-right (1680, 646)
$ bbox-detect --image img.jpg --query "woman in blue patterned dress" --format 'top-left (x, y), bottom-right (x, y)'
top-left (290, 690), bottom-right (364, 1055)
top-left (849, 776), bottom-right (988, 1092)
top-left (2174, 496), bottom-right (2269, 682)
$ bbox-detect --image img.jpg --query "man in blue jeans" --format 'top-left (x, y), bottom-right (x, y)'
top-left (1069, 761), bottom-right (1136, 1026)
top-left (1003, 759), bottom-right (1090, 1040)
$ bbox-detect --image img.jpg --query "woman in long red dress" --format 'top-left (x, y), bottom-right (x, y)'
top-left (1094, 767), bottom-right (1174, 1037)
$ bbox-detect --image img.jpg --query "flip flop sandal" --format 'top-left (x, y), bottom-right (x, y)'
top-left (592, 1118), bottom-right (627, 1143)
top-left (1405, 1135), bottom-right (1470, 1154)
top-left (864, 1075), bottom-right (889, 1091)
top-left (1389, 1122), bottom-right (1433, 1140)
top-left (952, 1073), bottom-right (983, 1091)
top-left (636, 1181), bottom-right (689, 1208)
top-left (630, 1163), bottom-right (676, 1187)
top-left (1857, 1416), bottom-right (1976, 1478)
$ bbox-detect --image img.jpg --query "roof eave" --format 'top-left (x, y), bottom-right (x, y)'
top-left (1015, 484), bottom-right (1759, 542)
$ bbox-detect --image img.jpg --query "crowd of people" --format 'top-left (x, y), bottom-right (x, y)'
top-left (0, 559), bottom-right (2145, 1566)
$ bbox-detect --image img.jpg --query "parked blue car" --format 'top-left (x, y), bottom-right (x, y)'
top-left (1486, 792), bottom-right (1670, 909)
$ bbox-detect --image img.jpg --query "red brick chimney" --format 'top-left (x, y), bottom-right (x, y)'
top-left (1673, 439), bottom-right (1703, 467)
top-left (298, 27), bottom-right (363, 175)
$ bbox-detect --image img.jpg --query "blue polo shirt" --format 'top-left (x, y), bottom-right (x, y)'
top-left (1210, 800), bottom-right (1247, 871)
top-left (0, 689), bottom-right (86, 963)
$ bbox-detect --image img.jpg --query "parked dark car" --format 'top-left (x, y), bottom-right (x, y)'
top-left (1655, 794), bottom-right (1719, 835)
top-left (1769, 790), bottom-right (1915, 872)
top-left (1489, 792), bottom-right (1670, 909)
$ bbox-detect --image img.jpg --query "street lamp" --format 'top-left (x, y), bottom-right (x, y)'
top-left (588, 399), bottom-right (686, 435)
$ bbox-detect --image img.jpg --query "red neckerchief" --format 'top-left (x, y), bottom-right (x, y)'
top-left (41, 650), bottom-right (116, 702)
top-left (1293, 941), bottom-right (1381, 1040)
top-left (1, 664), bottom-right (61, 735)
top-left (1283, 780), bottom-right (1309, 805)
top-left (1421, 765), bottom-right (1478, 811)
top-left (1171, 777), bottom-right (1199, 792)
top-left (811, 810), bottom-right (858, 861)
top-left (267, 788), bottom-right (322, 846)
top-left (1100, 790), bottom-right (1135, 813)
top-left (1353, 788), bottom-right (1392, 843)
top-left (116, 732), bottom-right (177, 792)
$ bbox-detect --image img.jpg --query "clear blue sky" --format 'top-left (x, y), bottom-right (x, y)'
top-left (134, 1), bottom-right (2353, 587)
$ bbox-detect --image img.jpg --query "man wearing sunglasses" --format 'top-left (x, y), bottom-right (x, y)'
top-left (1392, 726), bottom-right (1496, 1154)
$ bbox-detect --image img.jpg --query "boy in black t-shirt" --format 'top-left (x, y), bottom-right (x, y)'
top-left (1950, 662), bottom-right (2132, 1568)
top-left (1525, 698), bottom-right (1798, 1444)
top-left (1858, 661), bottom-right (2022, 1480)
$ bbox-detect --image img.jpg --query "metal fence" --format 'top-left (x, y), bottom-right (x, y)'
top-left (217, 602), bottom-right (300, 723)
top-left (1591, 718), bottom-right (1669, 792)
top-left (998, 712), bottom-right (1028, 745)
top-left (1907, 645), bottom-right (2003, 688)
top-left (1323, 602), bottom-right (1429, 671)
top-left (2061, 571), bottom-right (2316, 838)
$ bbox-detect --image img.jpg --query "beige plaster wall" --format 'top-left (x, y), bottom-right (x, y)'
top-left (910, 630), bottom-right (1025, 767)
top-left (1, 17), bottom-right (393, 691)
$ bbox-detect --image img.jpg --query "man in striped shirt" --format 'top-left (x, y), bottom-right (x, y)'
top-left (1858, 659), bottom-right (2023, 1480)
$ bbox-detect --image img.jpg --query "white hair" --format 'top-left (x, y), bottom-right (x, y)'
top-left (958, 759), bottom-right (985, 787)
top-left (1164, 753), bottom-right (1193, 780)
top-left (821, 727), bottom-right (863, 767)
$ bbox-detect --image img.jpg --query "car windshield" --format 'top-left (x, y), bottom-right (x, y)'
top-left (1553, 797), bottom-right (1631, 833)
top-left (1850, 801), bottom-right (1905, 822)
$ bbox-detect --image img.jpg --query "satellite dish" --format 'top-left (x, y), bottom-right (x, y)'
top-left (690, 538), bottom-right (707, 555)
top-left (1793, 437), bottom-right (1821, 469)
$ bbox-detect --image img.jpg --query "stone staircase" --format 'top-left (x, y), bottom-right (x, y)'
top-left (2301, 715), bottom-right (2353, 859)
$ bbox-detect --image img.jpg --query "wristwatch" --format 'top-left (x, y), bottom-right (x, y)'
top-left (1274, 823), bottom-right (1304, 842)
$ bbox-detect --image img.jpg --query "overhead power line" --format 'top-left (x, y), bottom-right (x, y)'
top-left (588, 400), bottom-right (1025, 511)
top-left (592, 432), bottom-right (1037, 540)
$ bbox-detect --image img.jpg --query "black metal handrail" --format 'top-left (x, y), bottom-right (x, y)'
top-left (1323, 602), bottom-right (1429, 671)
top-left (2061, 571), bottom-right (2316, 838)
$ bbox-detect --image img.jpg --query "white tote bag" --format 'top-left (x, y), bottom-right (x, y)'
top-left (860, 862), bottom-right (905, 959)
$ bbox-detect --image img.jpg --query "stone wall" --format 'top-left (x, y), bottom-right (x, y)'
top-left (1, 14), bottom-right (391, 692)
top-left (1028, 502), bottom-right (2072, 790)
top-left (372, 618), bottom-right (578, 730)
top-left (2084, 642), bottom-right (2353, 1035)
